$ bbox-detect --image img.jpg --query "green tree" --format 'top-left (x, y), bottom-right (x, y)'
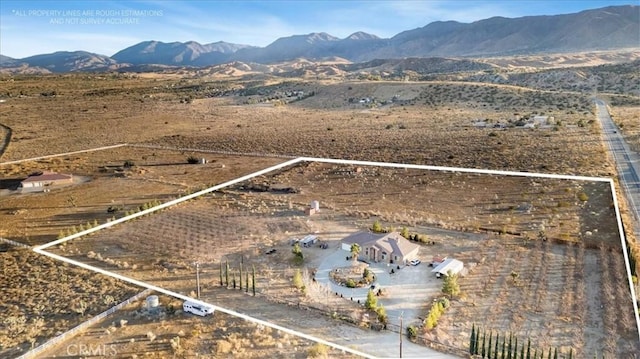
top-left (501, 336), bottom-right (506, 359)
top-left (493, 333), bottom-right (499, 359)
top-left (293, 269), bottom-right (304, 290)
top-left (553, 348), bottom-right (557, 359)
top-left (363, 267), bottom-right (374, 282)
top-left (232, 271), bottom-right (236, 289)
top-left (400, 226), bottom-right (410, 239)
top-left (507, 333), bottom-right (512, 359)
top-left (526, 339), bottom-right (531, 359)
top-left (481, 330), bottom-right (486, 358)
top-left (219, 262), bottom-right (223, 286)
top-left (350, 243), bottom-right (361, 261)
top-left (245, 271), bottom-right (249, 293)
top-left (225, 260), bottom-right (229, 287)
top-left (442, 270), bottom-right (460, 297)
top-left (372, 220), bottom-right (383, 233)
top-left (292, 242), bottom-right (304, 264)
top-left (375, 305), bottom-right (387, 325)
top-left (365, 289), bottom-right (377, 310)
top-left (239, 262), bottom-right (243, 291)
top-left (487, 331), bottom-right (492, 359)
top-left (252, 265), bottom-right (256, 296)
top-left (470, 324), bottom-right (476, 355)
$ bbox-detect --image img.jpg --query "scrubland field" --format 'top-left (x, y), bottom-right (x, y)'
top-left (0, 61), bottom-right (638, 358)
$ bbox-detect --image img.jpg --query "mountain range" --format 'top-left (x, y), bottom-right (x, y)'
top-left (1, 5), bottom-right (638, 73)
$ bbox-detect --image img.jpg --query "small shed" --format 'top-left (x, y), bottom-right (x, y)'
top-left (431, 258), bottom-right (464, 278)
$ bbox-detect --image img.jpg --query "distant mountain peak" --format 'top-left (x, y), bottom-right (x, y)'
top-left (2, 5), bottom-right (637, 72)
top-left (303, 32), bottom-right (340, 43)
top-left (346, 31), bottom-right (380, 40)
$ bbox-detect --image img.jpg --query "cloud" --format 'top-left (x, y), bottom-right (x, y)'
top-left (155, 2), bottom-right (299, 45)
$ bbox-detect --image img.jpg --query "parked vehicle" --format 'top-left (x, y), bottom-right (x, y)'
top-left (183, 301), bottom-right (215, 316)
top-left (409, 259), bottom-right (421, 266)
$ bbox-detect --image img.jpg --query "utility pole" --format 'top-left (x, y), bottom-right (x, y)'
top-left (399, 311), bottom-right (404, 358)
top-left (195, 262), bottom-right (201, 299)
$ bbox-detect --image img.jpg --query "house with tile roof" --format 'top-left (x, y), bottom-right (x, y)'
top-left (341, 231), bottom-right (419, 265)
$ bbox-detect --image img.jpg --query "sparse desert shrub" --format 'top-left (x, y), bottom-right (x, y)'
top-left (407, 325), bottom-right (418, 340)
top-left (217, 340), bottom-right (233, 354)
top-left (170, 336), bottom-right (181, 352)
top-left (146, 331), bottom-right (156, 342)
top-left (375, 305), bottom-right (387, 324)
top-left (363, 268), bottom-right (374, 283)
top-left (577, 192), bottom-right (589, 202)
top-left (345, 278), bottom-right (356, 288)
top-left (308, 343), bottom-right (329, 358)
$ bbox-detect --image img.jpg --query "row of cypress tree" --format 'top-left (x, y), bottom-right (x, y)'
top-left (469, 324), bottom-right (575, 359)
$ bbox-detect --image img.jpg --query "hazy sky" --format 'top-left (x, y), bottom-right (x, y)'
top-left (1, 0), bottom-right (636, 58)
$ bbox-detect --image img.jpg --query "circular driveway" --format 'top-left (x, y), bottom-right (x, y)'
top-left (315, 246), bottom-right (444, 324)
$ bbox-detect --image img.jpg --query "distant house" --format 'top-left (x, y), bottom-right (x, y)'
top-left (431, 258), bottom-right (464, 278)
top-left (20, 171), bottom-right (73, 189)
top-left (341, 231), bottom-right (419, 265)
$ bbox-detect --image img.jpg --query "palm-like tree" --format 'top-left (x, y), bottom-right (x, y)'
top-left (350, 243), bottom-right (361, 261)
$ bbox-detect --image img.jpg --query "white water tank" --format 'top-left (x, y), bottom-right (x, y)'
top-left (310, 200), bottom-right (320, 211)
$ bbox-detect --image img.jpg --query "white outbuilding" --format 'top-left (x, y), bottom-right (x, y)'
top-left (431, 258), bottom-right (464, 278)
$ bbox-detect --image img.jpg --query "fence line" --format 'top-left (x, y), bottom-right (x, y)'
top-left (0, 237), bottom-right (31, 249)
top-left (17, 288), bottom-right (152, 359)
top-left (128, 143), bottom-right (297, 159)
top-left (0, 143), bottom-right (128, 166)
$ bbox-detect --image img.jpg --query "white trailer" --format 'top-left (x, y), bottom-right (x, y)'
top-left (299, 235), bottom-right (318, 247)
top-left (183, 301), bottom-right (215, 316)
